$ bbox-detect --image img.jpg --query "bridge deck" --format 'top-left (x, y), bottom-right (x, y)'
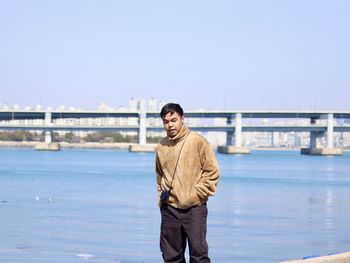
top-left (1, 110), bottom-right (350, 121)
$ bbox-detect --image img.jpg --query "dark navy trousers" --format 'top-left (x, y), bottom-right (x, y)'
top-left (160, 203), bottom-right (210, 263)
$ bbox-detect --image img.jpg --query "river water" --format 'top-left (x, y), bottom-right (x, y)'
top-left (0, 148), bottom-right (349, 262)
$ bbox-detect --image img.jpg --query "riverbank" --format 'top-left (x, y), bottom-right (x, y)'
top-left (0, 141), bottom-right (348, 151)
top-left (0, 141), bottom-right (134, 149)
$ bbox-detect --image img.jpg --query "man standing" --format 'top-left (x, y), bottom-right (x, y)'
top-left (156, 103), bottom-right (220, 263)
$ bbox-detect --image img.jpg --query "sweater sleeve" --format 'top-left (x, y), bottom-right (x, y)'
top-left (155, 153), bottom-right (163, 196)
top-left (195, 141), bottom-right (220, 199)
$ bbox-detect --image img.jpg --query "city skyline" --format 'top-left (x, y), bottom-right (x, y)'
top-left (1, 1), bottom-right (350, 111)
top-left (2, 97), bottom-right (350, 112)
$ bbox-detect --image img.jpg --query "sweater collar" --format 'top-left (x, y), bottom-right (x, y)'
top-left (168, 125), bottom-right (190, 142)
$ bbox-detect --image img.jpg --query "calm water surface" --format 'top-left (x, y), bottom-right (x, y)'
top-left (0, 148), bottom-right (349, 262)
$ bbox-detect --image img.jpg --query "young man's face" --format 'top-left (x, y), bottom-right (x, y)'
top-left (162, 111), bottom-right (184, 138)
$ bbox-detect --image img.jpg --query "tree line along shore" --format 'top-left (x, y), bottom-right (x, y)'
top-left (0, 131), bottom-right (163, 145)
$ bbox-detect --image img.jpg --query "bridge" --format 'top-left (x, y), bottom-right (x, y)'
top-left (1, 109), bottom-right (349, 155)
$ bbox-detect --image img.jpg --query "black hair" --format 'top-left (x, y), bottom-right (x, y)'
top-left (160, 103), bottom-right (184, 119)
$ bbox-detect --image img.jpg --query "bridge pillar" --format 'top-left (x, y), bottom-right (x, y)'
top-left (327, 113), bottom-right (334, 148)
top-left (226, 116), bottom-right (233, 146)
top-left (301, 114), bottom-right (342, 156)
top-left (44, 112), bottom-right (53, 144)
top-left (138, 112), bottom-right (146, 145)
top-left (309, 131), bottom-right (320, 148)
top-left (45, 131), bottom-right (52, 144)
top-left (218, 113), bottom-right (250, 154)
top-left (35, 111), bottom-right (60, 151)
top-left (234, 113), bottom-right (242, 147)
top-left (129, 112), bottom-right (155, 152)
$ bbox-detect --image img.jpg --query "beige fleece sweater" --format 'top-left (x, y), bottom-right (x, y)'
top-left (156, 125), bottom-right (220, 209)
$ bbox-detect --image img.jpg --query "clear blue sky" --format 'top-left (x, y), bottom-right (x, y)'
top-left (1, 0), bottom-right (349, 110)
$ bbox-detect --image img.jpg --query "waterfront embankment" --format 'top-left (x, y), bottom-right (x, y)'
top-left (0, 141), bottom-right (135, 149)
top-left (0, 141), bottom-right (289, 151)
top-left (0, 141), bottom-right (348, 151)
